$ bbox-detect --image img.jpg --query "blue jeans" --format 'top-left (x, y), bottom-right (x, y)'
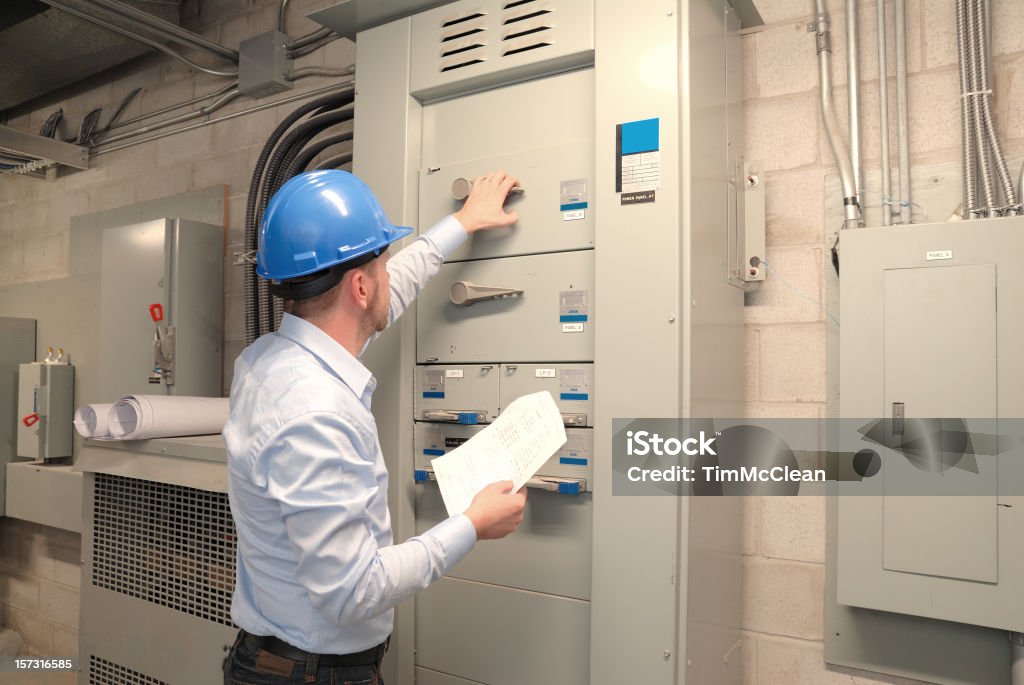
top-left (223, 631), bottom-right (383, 685)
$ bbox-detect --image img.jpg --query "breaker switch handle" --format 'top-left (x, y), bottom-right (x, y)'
top-left (423, 410), bottom-right (488, 425)
top-left (451, 177), bottom-right (525, 202)
top-left (449, 281), bottom-right (523, 306)
top-left (414, 467), bottom-right (586, 495)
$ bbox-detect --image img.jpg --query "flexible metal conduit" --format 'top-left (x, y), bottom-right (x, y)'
top-left (82, 0), bottom-right (238, 62)
top-left (956, 0), bottom-right (978, 218)
top-left (877, 0), bottom-right (892, 225)
top-left (894, 0), bottom-right (911, 223)
top-left (956, 0), bottom-right (1019, 217)
top-left (39, 0), bottom-right (239, 77)
top-left (812, 0), bottom-right (861, 228)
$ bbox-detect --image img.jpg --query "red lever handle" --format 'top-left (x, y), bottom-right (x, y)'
top-left (149, 303), bottom-right (164, 322)
top-left (22, 413), bottom-right (39, 427)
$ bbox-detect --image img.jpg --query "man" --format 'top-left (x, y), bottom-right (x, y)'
top-left (223, 169), bottom-right (528, 685)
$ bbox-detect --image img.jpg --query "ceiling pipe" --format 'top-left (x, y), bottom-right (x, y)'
top-left (38, 0), bottom-right (238, 77)
top-left (81, 0), bottom-right (238, 63)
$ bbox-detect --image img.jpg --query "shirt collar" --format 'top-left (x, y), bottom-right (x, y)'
top-left (276, 313), bottom-right (374, 398)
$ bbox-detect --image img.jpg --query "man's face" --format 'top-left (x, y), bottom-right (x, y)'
top-left (366, 250), bottom-right (391, 333)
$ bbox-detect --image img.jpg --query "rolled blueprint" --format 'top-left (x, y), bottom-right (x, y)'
top-left (73, 403), bottom-right (115, 438)
top-left (105, 395), bottom-right (230, 440)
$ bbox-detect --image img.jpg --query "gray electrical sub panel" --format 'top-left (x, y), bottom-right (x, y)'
top-left (834, 218), bottom-right (1024, 682)
top-left (0, 317), bottom-right (36, 516)
top-left (98, 218), bottom-right (223, 401)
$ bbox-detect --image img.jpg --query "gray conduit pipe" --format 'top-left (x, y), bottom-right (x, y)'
top-left (81, 0), bottom-right (238, 62)
top-left (894, 0), bottom-right (911, 223)
top-left (39, 0), bottom-right (239, 77)
top-left (846, 0), bottom-right (862, 204)
top-left (97, 89), bottom-right (241, 145)
top-left (1012, 632), bottom-right (1024, 685)
top-left (812, 0), bottom-right (861, 228)
top-left (877, 0), bottom-right (892, 225)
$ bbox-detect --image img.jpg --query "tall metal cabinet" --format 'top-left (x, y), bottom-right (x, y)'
top-left (340, 1), bottom-right (751, 682)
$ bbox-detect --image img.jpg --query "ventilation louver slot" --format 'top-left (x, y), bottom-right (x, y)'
top-left (91, 473), bottom-right (237, 627)
top-left (505, 25), bottom-right (550, 40)
top-left (442, 10), bottom-right (486, 28)
top-left (503, 8), bottom-right (552, 24)
top-left (442, 26), bottom-right (485, 42)
top-left (442, 42), bottom-right (486, 57)
top-left (503, 42), bottom-right (553, 56)
top-left (504, 0), bottom-right (537, 8)
top-left (90, 656), bottom-right (170, 685)
top-left (442, 58), bottom-right (486, 72)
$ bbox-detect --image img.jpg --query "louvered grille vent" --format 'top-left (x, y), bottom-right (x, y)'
top-left (89, 656), bottom-right (170, 685)
top-left (438, 1), bottom-right (556, 73)
top-left (92, 473), bottom-right (237, 626)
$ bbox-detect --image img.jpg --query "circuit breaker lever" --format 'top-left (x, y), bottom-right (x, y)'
top-left (423, 409), bottom-right (488, 424)
top-left (561, 413), bottom-right (587, 426)
top-left (449, 281), bottom-right (523, 306)
top-left (413, 466), bottom-right (585, 495)
top-left (451, 177), bottom-right (525, 201)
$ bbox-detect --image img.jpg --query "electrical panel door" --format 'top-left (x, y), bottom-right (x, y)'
top-left (416, 251), bottom-right (594, 364)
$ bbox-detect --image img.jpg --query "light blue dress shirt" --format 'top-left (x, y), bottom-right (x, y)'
top-left (225, 216), bottom-right (477, 654)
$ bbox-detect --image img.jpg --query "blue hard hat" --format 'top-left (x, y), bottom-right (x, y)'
top-left (256, 170), bottom-right (414, 280)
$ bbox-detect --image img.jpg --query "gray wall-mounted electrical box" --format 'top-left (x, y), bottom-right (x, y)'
top-left (0, 317), bottom-right (36, 516)
top-left (837, 218), bottom-right (1024, 633)
top-left (98, 218), bottom-right (223, 402)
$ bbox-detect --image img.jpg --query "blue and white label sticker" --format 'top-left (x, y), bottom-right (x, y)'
top-left (616, 118), bottom-right (660, 199)
top-left (559, 368), bottom-right (590, 401)
top-left (558, 435), bottom-right (590, 466)
top-left (422, 368), bottom-right (444, 399)
top-left (560, 290), bottom-right (589, 323)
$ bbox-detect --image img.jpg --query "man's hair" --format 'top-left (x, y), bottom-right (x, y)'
top-left (278, 252), bottom-right (381, 320)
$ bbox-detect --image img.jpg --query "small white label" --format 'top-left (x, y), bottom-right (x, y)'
top-left (445, 369), bottom-right (464, 378)
top-left (926, 250), bottom-right (953, 261)
top-left (562, 323), bottom-right (585, 333)
top-left (535, 368), bottom-right (557, 378)
top-left (562, 209), bottom-right (585, 221)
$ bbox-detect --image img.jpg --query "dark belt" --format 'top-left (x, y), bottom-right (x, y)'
top-left (242, 630), bottom-right (388, 667)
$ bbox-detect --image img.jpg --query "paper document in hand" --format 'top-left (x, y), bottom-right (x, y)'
top-left (431, 390), bottom-right (568, 516)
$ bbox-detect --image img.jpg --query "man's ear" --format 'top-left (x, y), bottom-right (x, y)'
top-left (346, 268), bottom-right (371, 310)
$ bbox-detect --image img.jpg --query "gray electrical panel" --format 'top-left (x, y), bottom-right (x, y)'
top-left (0, 317), bottom-right (36, 516)
top-left (351, 0), bottom-right (748, 683)
top-left (837, 218), bottom-right (1024, 633)
top-left (98, 218), bottom-right (223, 401)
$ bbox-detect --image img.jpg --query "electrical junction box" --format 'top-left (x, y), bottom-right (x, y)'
top-left (98, 218), bottom-right (223, 401)
top-left (17, 360), bottom-right (74, 461)
top-left (238, 30), bottom-right (291, 98)
top-left (837, 217), bottom-right (1024, 632)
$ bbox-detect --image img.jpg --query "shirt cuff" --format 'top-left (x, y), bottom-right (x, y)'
top-left (426, 513), bottom-right (477, 571)
top-left (422, 215), bottom-right (469, 259)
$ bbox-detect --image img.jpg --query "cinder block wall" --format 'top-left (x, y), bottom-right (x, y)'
top-left (0, 0), bottom-right (353, 657)
top-left (740, 0), bottom-right (1024, 682)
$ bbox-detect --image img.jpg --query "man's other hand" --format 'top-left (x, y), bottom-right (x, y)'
top-left (464, 480), bottom-right (528, 540)
top-left (453, 170), bottom-right (521, 234)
